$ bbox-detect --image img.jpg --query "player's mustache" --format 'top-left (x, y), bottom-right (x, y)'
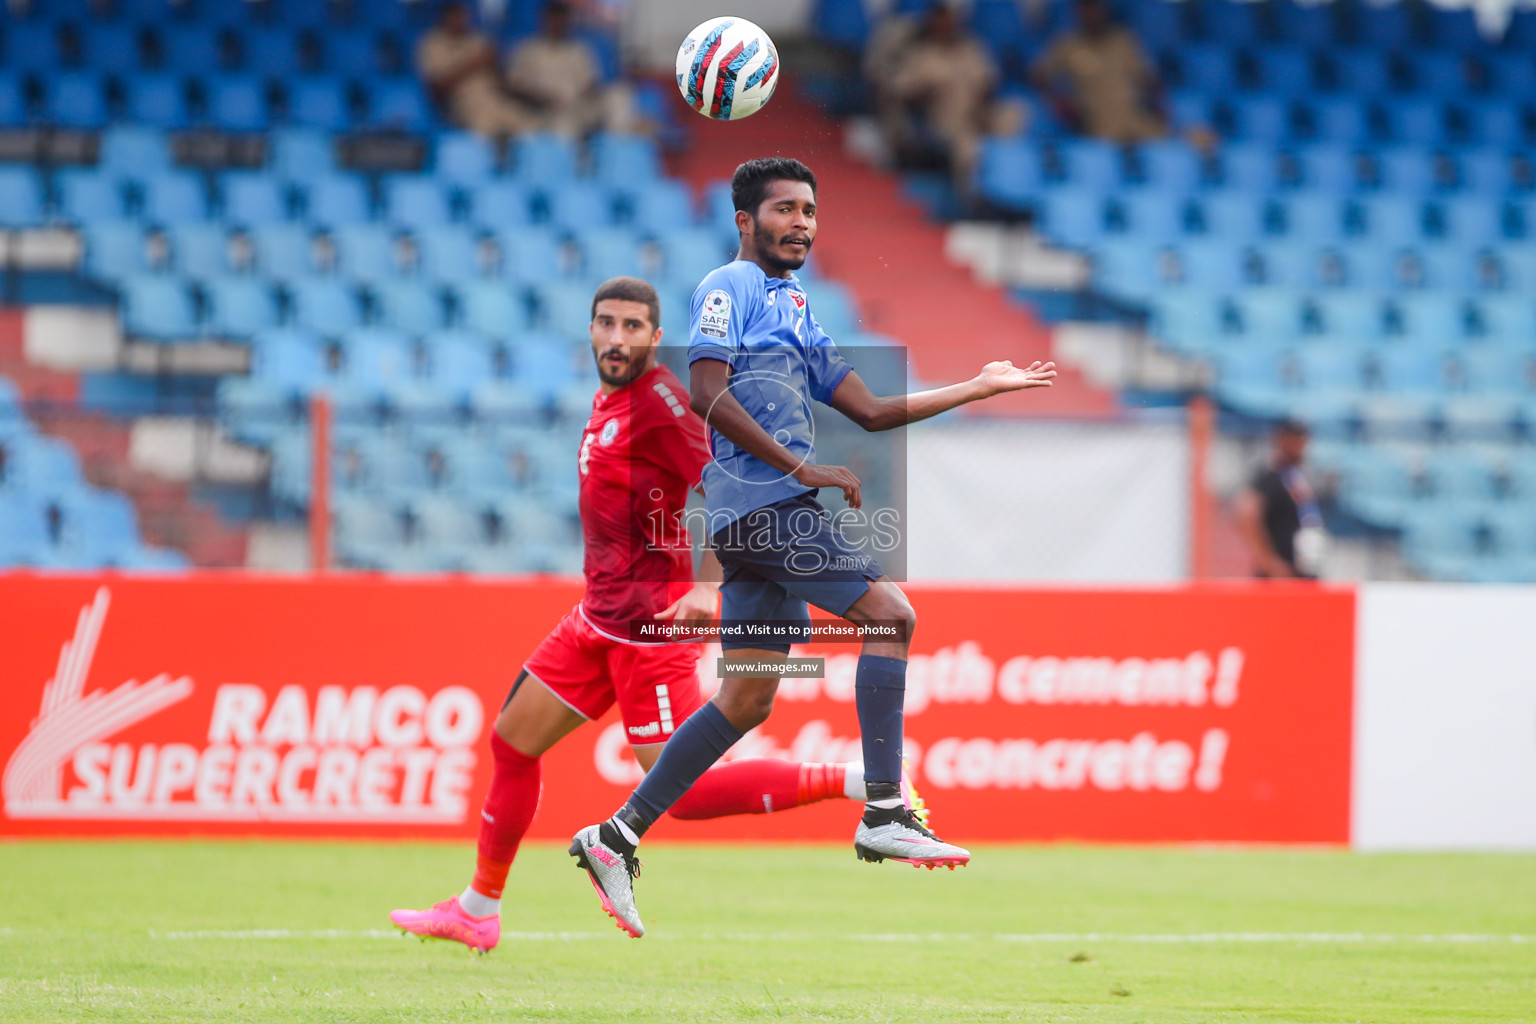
top-left (599, 349), bottom-right (628, 364)
top-left (780, 234), bottom-right (812, 247)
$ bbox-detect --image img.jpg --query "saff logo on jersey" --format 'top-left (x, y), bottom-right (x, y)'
top-left (790, 291), bottom-right (806, 310)
top-left (599, 419), bottom-right (620, 446)
top-left (700, 289), bottom-right (732, 339)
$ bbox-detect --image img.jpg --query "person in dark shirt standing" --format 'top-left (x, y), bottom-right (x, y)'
top-left (1237, 420), bottom-right (1327, 579)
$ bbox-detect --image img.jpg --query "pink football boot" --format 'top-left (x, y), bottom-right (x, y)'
top-left (390, 896), bottom-right (499, 953)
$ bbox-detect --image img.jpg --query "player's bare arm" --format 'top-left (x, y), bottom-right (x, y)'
top-left (690, 355), bottom-right (864, 508)
top-left (653, 547), bottom-right (722, 625)
top-left (829, 360), bottom-right (1057, 432)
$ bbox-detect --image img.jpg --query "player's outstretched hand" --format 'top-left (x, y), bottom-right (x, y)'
top-left (977, 359), bottom-right (1057, 396)
top-left (794, 463), bottom-right (862, 510)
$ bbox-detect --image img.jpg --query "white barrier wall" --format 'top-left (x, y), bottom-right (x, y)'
top-left (1354, 583), bottom-right (1536, 850)
top-left (906, 419), bottom-right (1190, 582)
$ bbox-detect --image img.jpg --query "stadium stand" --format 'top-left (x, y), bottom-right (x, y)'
top-left (957, 0), bottom-right (1536, 582)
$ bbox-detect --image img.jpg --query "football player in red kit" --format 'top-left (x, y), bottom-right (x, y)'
top-left (389, 277), bottom-right (908, 952)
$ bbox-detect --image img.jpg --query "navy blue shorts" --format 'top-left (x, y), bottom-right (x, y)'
top-left (712, 493), bottom-right (885, 653)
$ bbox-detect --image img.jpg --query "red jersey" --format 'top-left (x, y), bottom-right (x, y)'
top-left (577, 364), bottom-right (711, 641)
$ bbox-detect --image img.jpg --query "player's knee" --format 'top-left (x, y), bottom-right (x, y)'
top-left (714, 687), bottom-right (775, 730)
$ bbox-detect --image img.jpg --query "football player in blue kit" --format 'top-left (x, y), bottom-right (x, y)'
top-left (569, 157), bottom-right (1057, 937)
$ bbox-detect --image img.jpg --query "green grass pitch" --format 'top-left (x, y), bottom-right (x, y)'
top-left (1, 840), bottom-right (1532, 1022)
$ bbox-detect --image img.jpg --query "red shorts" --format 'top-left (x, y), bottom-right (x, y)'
top-left (522, 604), bottom-right (705, 745)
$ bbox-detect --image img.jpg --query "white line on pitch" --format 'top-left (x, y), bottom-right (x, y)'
top-left (136, 929), bottom-right (1536, 945)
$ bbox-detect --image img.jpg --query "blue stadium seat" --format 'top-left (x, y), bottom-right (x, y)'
top-left (374, 279), bottom-right (447, 335)
top-left (331, 223), bottom-right (400, 284)
top-left (1226, 95), bottom-right (1292, 143)
top-left (580, 227), bottom-right (644, 281)
top-left (1498, 244), bottom-right (1536, 290)
top-left (1258, 243), bottom-right (1325, 289)
top-left (415, 227), bottom-right (482, 284)
top-left (121, 275), bottom-right (198, 338)
top-left (1485, 53), bottom-right (1536, 99)
top-left (99, 126), bottom-right (172, 178)
top-left (250, 328), bottom-right (326, 391)
top-left (0, 498), bottom-right (52, 568)
top-left (546, 182), bottom-right (616, 233)
top-left (1440, 394), bottom-right (1524, 442)
top-left (1438, 197), bottom-right (1508, 245)
top-left (1465, 99), bottom-right (1531, 148)
top-left (1418, 244), bottom-right (1488, 292)
top-left (1175, 44), bottom-right (1238, 93)
top-left (973, 139), bottom-right (1044, 211)
top-left (1340, 450), bottom-right (1418, 527)
top-left (323, 31), bottom-right (385, 77)
top-left (206, 75), bottom-right (271, 132)
top-left (339, 329), bottom-right (414, 390)
top-left (1231, 288), bottom-right (1307, 339)
top-left (249, 223), bottom-right (316, 282)
top-left (1375, 147), bottom-right (1442, 197)
top-left (1038, 189), bottom-right (1108, 247)
top-left (1115, 191), bottom-right (1190, 239)
top-left (1410, 50), bottom-right (1470, 97)
top-left (1, 21), bottom-right (61, 75)
top-left (591, 132), bottom-right (662, 186)
top-left (1277, 0), bottom-right (1339, 47)
top-left (302, 174), bottom-right (372, 226)
top-left (1150, 288), bottom-right (1225, 350)
top-left (1402, 508), bottom-right (1479, 578)
top-left (1394, 294), bottom-right (1471, 342)
top-left (1306, 96), bottom-right (1371, 145)
top-left (1135, 141), bottom-right (1205, 192)
top-left (1125, 0), bottom-right (1189, 50)
top-left (423, 333), bottom-right (497, 400)
top-left (241, 27), bottom-right (303, 77)
top-left (383, 177), bottom-right (453, 233)
top-left (1277, 192), bottom-right (1349, 241)
top-left (457, 279), bottom-right (530, 338)
top-left (1056, 140), bottom-right (1125, 190)
top-left (1458, 149), bottom-right (1518, 196)
top-left (1474, 296), bottom-right (1536, 339)
top-left (1167, 91), bottom-right (1215, 133)
top-left (1293, 144), bottom-right (1358, 192)
top-left (157, 23), bottom-right (224, 75)
top-left (221, 171), bottom-right (290, 226)
top-left (362, 77), bottom-right (430, 130)
top-left (1193, 191), bottom-right (1268, 242)
top-left (85, 222), bottom-right (150, 280)
top-left (0, 168), bottom-right (44, 227)
top-left (494, 227), bottom-right (564, 284)
top-left (1375, 345), bottom-right (1456, 395)
top-left (270, 127), bottom-right (335, 180)
top-left (288, 278), bottom-right (365, 335)
top-left (47, 72), bottom-right (108, 129)
top-left (1356, 196), bottom-right (1429, 245)
top-left (435, 132), bottom-right (497, 186)
top-left (510, 335), bottom-right (580, 398)
top-left (1462, 344), bottom-right (1536, 393)
top-left (1252, 47), bottom-right (1320, 97)
top-left (511, 133), bottom-right (578, 185)
top-left (620, 175), bottom-right (695, 237)
top-left (205, 276), bottom-right (280, 336)
top-left (1215, 344), bottom-right (1291, 414)
top-left (140, 172), bottom-right (211, 225)
top-left (537, 281), bottom-right (598, 337)
top-left (56, 170), bottom-right (126, 224)
top-left (1419, 7), bottom-right (1483, 54)
top-left (125, 74), bottom-right (191, 128)
top-left (285, 76), bottom-right (350, 131)
top-left (467, 181), bottom-right (533, 230)
top-left (0, 73), bottom-right (27, 127)
top-left (167, 223), bottom-right (233, 279)
top-left (1381, 98), bottom-right (1449, 147)
top-left (1176, 240), bottom-right (1250, 289)
top-left (1218, 143), bottom-right (1282, 192)
top-left (659, 228), bottom-right (734, 290)
top-left (1296, 344), bottom-right (1369, 393)
top-left (1311, 292), bottom-right (1389, 338)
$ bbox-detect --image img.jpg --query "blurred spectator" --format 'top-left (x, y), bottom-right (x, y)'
top-left (503, 1), bottom-right (640, 138)
top-left (867, 3), bottom-right (1025, 185)
top-left (1236, 420), bottom-right (1327, 580)
top-left (1031, 0), bottom-right (1168, 143)
top-left (418, 1), bottom-right (535, 138)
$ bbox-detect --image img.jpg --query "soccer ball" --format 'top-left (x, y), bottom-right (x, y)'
top-left (675, 17), bottom-right (780, 121)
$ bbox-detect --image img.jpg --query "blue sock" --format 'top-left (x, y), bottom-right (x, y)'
top-left (855, 655), bottom-right (907, 788)
top-left (622, 702), bottom-right (743, 830)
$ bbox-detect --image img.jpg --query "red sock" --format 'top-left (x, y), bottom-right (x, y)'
top-left (470, 734), bottom-right (542, 900)
top-left (668, 760), bottom-right (848, 819)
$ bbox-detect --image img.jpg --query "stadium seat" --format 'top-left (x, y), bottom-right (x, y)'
top-left (85, 222), bottom-right (151, 280)
top-left (285, 77), bottom-right (350, 131)
top-left (546, 182), bottom-right (617, 233)
top-left (121, 275), bottom-right (199, 338)
top-left (1218, 143), bottom-right (1283, 192)
top-left (205, 277), bottom-right (280, 336)
top-left (1134, 141), bottom-right (1205, 193)
top-left (1038, 189), bottom-right (1109, 248)
top-left (435, 132), bottom-right (498, 186)
top-left (1193, 192), bottom-right (1269, 242)
top-left (270, 127), bottom-right (336, 181)
top-left (302, 174), bottom-right (372, 227)
top-left (415, 227), bottom-right (482, 285)
top-left (206, 75), bottom-right (272, 132)
top-left (339, 329), bottom-right (413, 390)
top-left (423, 333), bottom-right (496, 400)
top-left (1373, 148), bottom-right (1441, 197)
top-left (973, 139), bottom-right (1044, 211)
top-left (56, 170), bottom-right (126, 225)
top-left (250, 328), bottom-right (326, 391)
top-left (383, 177), bottom-right (453, 233)
top-left (241, 27), bottom-right (304, 78)
top-left (1177, 240), bottom-right (1251, 289)
top-left (493, 227), bottom-right (565, 285)
top-left (458, 279), bottom-right (531, 338)
top-left (140, 173), bottom-right (211, 226)
top-left (362, 78), bottom-right (430, 131)
top-left (124, 74), bottom-right (191, 128)
top-left (1276, 193), bottom-right (1349, 241)
top-left (99, 126), bottom-right (172, 178)
top-left (1438, 198), bottom-right (1509, 245)
top-left (46, 72), bottom-right (109, 129)
top-left (221, 172), bottom-right (290, 226)
top-left (467, 181), bottom-right (533, 231)
top-left (373, 280), bottom-right (447, 335)
top-left (511, 133), bottom-right (578, 185)
top-left (0, 167), bottom-right (44, 230)
top-left (1475, 296), bottom-right (1536, 339)
top-left (249, 223), bottom-right (317, 282)
top-left (1252, 47), bottom-right (1320, 97)
top-left (1394, 294), bottom-right (1471, 341)
top-left (167, 224), bottom-right (234, 279)
top-left (1356, 196), bottom-right (1429, 246)
top-left (591, 133), bottom-right (662, 186)
top-left (1311, 292), bottom-right (1389, 338)
top-left (580, 228), bottom-right (645, 281)
top-left (1226, 96), bottom-right (1292, 143)
top-left (156, 23), bottom-right (225, 75)
top-left (1232, 288), bottom-right (1308, 339)
top-left (1, 22), bottom-right (62, 75)
top-left (537, 281), bottom-right (597, 337)
top-left (287, 278), bottom-right (365, 335)
top-left (331, 224), bottom-right (400, 284)
top-left (628, 180), bottom-right (697, 235)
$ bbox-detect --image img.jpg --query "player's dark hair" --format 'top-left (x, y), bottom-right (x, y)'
top-left (591, 276), bottom-right (660, 331)
top-left (731, 158), bottom-right (818, 217)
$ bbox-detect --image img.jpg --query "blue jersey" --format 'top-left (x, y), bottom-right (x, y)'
top-left (687, 260), bottom-right (854, 530)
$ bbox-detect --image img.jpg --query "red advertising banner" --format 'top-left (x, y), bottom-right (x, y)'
top-left (0, 576), bottom-right (1353, 844)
